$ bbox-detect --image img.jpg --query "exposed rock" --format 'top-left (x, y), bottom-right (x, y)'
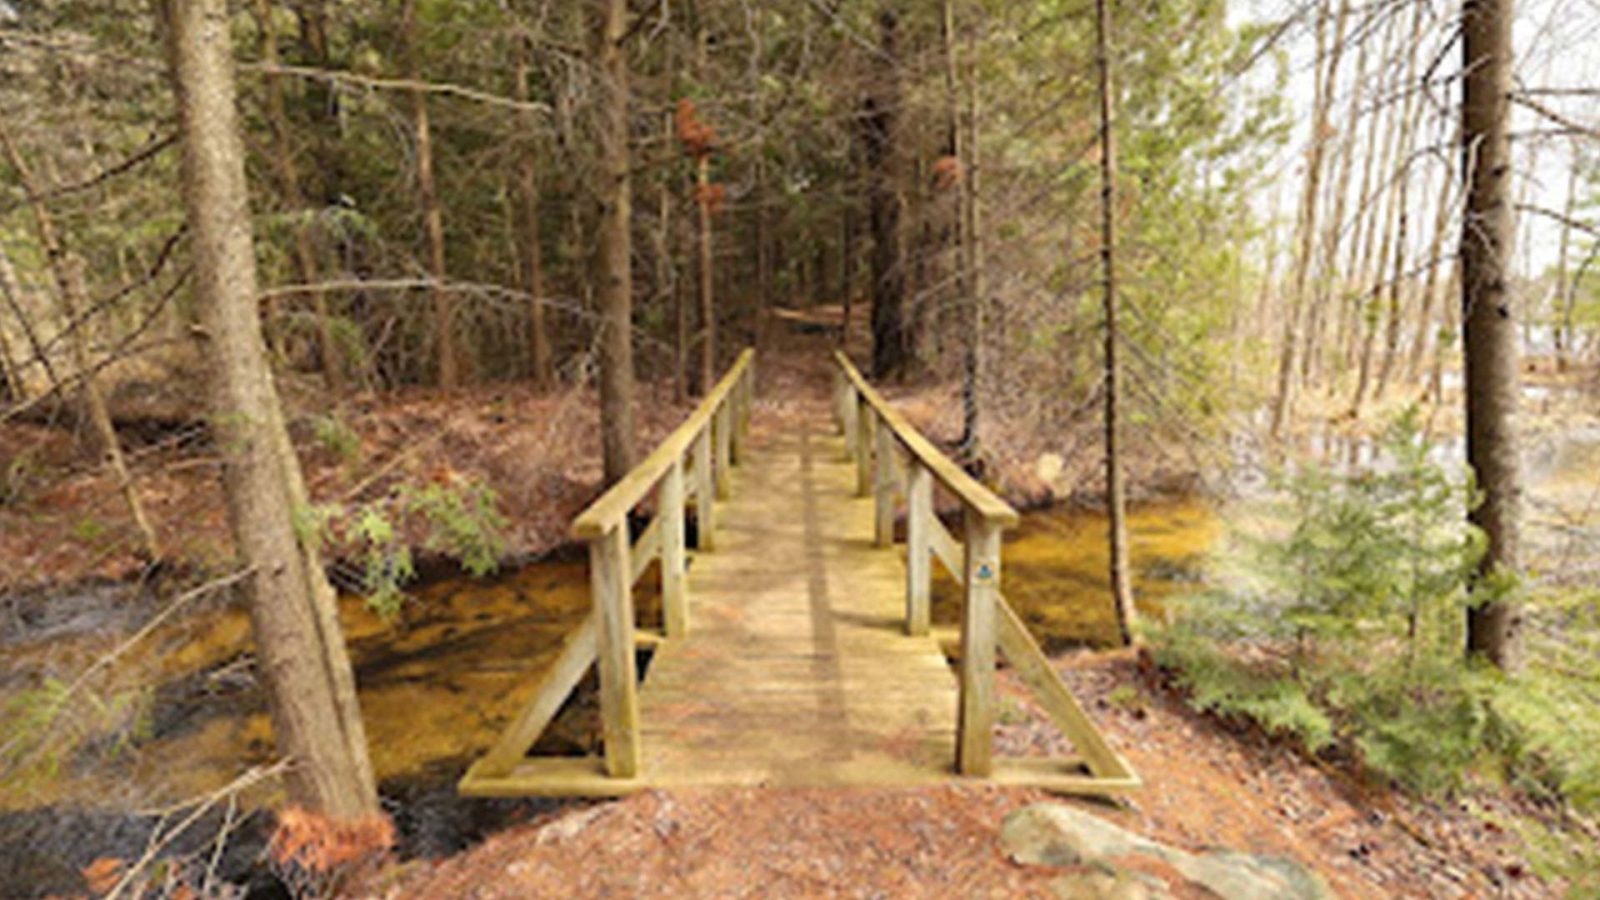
top-left (1050, 863), bottom-right (1161, 900)
top-left (1001, 803), bottom-right (1332, 900)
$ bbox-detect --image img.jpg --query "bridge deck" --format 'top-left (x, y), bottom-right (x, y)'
top-left (461, 353), bottom-right (1137, 798)
top-left (639, 423), bottom-right (958, 787)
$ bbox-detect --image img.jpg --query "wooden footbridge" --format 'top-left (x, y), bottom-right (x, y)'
top-left (459, 350), bottom-right (1139, 796)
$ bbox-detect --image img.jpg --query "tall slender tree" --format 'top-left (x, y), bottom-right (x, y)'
top-left (864, 6), bottom-right (908, 380)
top-left (402, 0), bottom-right (458, 388)
top-left (1460, 0), bottom-right (1522, 670)
top-left (513, 27), bottom-right (553, 390)
top-left (0, 127), bottom-right (162, 563)
top-left (595, 0), bottom-right (637, 484)
top-left (1095, 0), bottom-right (1136, 646)
top-left (156, 0), bottom-right (379, 815)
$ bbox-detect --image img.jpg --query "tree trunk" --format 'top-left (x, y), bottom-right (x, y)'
top-left (1407, 134), bottom-right (1460, 384)
top-left (157, 0), bottom-right (379, 816)
top-left (403, 0), bottom-right (457, 388)
top-left (957, 13), bottom-right (984, 456)
top-left (864, 6), bottom-right (908, 380)
top-left (514, 31), bottom-right (553, 390)
top-left (840, 204), bottom-right (854, 348)
top-left (0, 127), bottom-right (161, 562)
top-left (1553, 141), bottom-right (1580, 371)
top-left (1095, 0), bottom-right (1136, 646)
top-left (595, 0), bottom-right (637, 485)
top-left (1308, 11), bottom-right (1369, 385)
top-left (254, 0), bottom-right (341, 390)
top-left (1460, 0), bottom-right (1522, 670)
top-left (1269, 0), bottom-right (1336, 437)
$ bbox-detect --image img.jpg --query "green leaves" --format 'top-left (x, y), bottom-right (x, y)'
top-left (1154, 409), bottom-right (1512, 794)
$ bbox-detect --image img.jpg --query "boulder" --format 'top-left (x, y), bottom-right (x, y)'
top-left (1001, 803), bottom-right (1332, 900)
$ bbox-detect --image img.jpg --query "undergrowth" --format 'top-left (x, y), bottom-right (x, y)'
top-left (1153, 408), bottom-right (1600, 891)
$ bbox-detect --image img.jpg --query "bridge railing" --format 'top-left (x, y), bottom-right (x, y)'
top-left (566, 348), bottom-right (756, 780)
top-left (832, 352), bottom-right (1137, 791)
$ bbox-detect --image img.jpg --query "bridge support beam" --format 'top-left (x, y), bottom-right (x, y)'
top-left (591, 525), bottom-right (641, 778)
top-left (661, 457), bottom-right (687, 636)
top-left (856, 401), bottom-right (874, 497)
top-left (874, 422), bottom-right (895, 546)
top-left (958, 511), bottom-right (1000, 777)
top-left (715, 405), bottom-right (732, 499)
top-left (695, 427), bottom-right (716, 551)
top-left (906, 461), bottom-right (931, 636)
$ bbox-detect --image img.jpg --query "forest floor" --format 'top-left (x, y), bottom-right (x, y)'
top-left (373, 651), bottom-right (1556, 898)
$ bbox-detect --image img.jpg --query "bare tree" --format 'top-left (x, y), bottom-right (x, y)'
top-left (0, 126), bottom-right (162, 562)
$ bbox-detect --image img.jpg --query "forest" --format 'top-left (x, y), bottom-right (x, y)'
top-left (1, 0), bottom-right (1598, 896)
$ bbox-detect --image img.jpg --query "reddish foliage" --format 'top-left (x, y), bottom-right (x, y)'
top-left (694, 181), bottom-right (727, 215)
top-left (675, 98), bottom-right (717, 157)
top-left (270, 806), bottom-right (396, 874)
top-left (932, 155), bottom-right (964, 190)
top-left (82, 857), bottom-right (124, 895)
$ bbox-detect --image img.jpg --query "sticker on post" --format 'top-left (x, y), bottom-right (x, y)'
top-left (975, 560), bottom-right (997, 583)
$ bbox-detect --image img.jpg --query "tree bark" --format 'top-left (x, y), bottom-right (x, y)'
top-left (514, 30), bottom-right (553, 390)
top-left (254, 0), bottom-right (341, 390)
top-left (1553, 140), bottom-right (1580, 371)
top-left (864, 6), bottom-right (908, 381)
top-left (157, 0), bottom-right (379, 815)
top-left (595, 0), bottom-right (637, 485)
top-left (1095, 0), bottom-right (1136, 646)
top-left (1269, 0), bottom-right (1337, 437)
top-left (1407, 135), bottom-right (1461, 384)
top-left (1460, 0), bottom-right (1522, 670)
top-left (403, 0), bottom-right (458, 388)
top-left (957, 13), bottom-right (984, 456)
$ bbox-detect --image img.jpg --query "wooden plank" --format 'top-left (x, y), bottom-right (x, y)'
top-left (591, 526), bottom-right (641, 778)
top-left (906, 461), bottom-right (932, 636)
top-left (730, 378), bottom-right (745, 465)
top-left (995, 593), bottom-right (1138, 783)
top-left (874, 418), bottom-right (895, 547)
top-left (629, 515), bottom-right (661, 585)
top-left (695, 426), bottom-right (716, 551)
top-left (856, 401), bottom-right (874, 497)
top-left (714, 403), bottom-right (732, 500)
top-left (661, 457), bottom-right (687, 636)
top-left (958, 510), bottom-right (1000, 776)
top-left (459, 756), bottom-right (644, 798)
top-left (572, 348), bottom-right (753, 538)
top-left (833, 350), bottom-right (1019, 527)
top-left (841, 383), bottom-right (858, 461)
top-left (471, 612), bottom-right (598, 779)
top-left (930, 514), bottom-right (962, 579)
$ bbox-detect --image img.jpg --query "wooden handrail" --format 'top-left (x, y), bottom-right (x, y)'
top-left (831, 350), bottom-right (1018, 527)
top-left (573, 348), bottom-right (756, 539)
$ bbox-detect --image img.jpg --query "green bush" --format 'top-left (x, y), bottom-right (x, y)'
top-left (1154, 408), bottom-right (1502, 794)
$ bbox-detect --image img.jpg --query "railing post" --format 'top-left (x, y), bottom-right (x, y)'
top-left (874, 425), bottom-right (895, 547)
top-left (694, 425), bottom-right (716, 551)
top-left (855, 399), bottom-right (873, 498)
top-left (957, 508), bottom-right (999, 777)
top-left (906, 461), bottom-right (932, 636)
top-left (661, 456), bottom-right (687, 637)
top-left (714, 402), bottom-right (732, 499)
top-left (832, 371), bottom-right (847, 436)
top-left (842, 385), bottom-right (859, 462)
top-left (729, 376), bottom-right (746, 466)
top-left (591, 524), bottom-right (641, 778)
